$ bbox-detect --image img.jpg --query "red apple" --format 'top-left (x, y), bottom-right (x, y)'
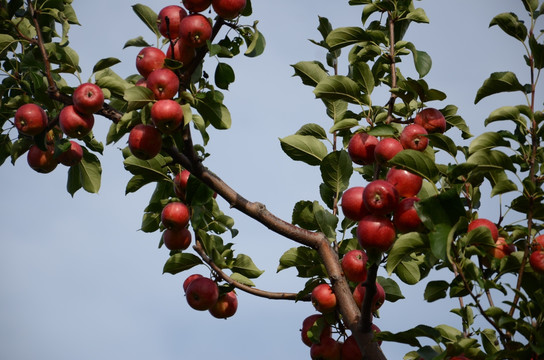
top-left (209, 291), bottom-right (238, 318)
top-left (353, 281), bottom-right (385, 311)
top-left (489, 237), bottom-right (515, 259)
top-left (135, 78), bottom-right (147, 87)
top-left (183, 274), bottom-right (203, 292)
top-left (374, 137), bottom-right (403, 164)
top-left (393, 197), bottom-right (423, 233)
top-left (532, 235), bottom-right (544, 251)
top-left (212, 0), bottom-right (247, 19)
top-left (310, 336), bottom-right (342, 360)
top-left (136, 47), bottom-right (166, 79)
top-left (468, 218), bottom-right (499, 242)
top-left (529, 251), bottom-right (544, 273)
top-left (357, 215), bottom-right (396, 253)
top-left (166, 39), bottom-right (196, 66)
top-left (179, 14), bottom-right (212, 48)
top-left (174, 169), bottom-right (191, 198)
top-left (414, 108), bottom-right (446, 134)
top-left (363, 179), bottom-right (399, 216)
top-left (58, 105), bottom-right (94, 139)
top-left (341, 187), bottom-right (368, 221)
top-left (72, 83), bottom-right (104, 115)
top-left (147, 68), bottom-right (180, 100)
top-left (151, 99), bottom-right (184, 134)
top-left (128, 124), bottom-right (162, 160)
top-left (301, 314), bottom-right (332, 347)
top-left (182, 0), bottom-right (212, 12)
top-left (341, 335), bottom-right (362, 360)
top-left (185, 277), bottom-right (219, 311)
top-left (386, 167), bottom-right (423, 198)
top-left (14, 103), bottom-right (48, 136)
top-left (163, 227), bottom-right (192, 250)
top-left (311, 283), bottom-right (336, 313)
top-left (400, 123), bottom-right (428, 151)
top-left (161, 201), bottom-right (191, 230)
top-left (57, 140), bottom-right (83, 166)
top-left (157, 5), bottom-right (187, 40)
top-left (27, 144), bottom-right (58, 173)
top-left (449, 356), bottom-right (471, 360)
top-left (341, 249), bottom-right (368, 283)
top-left (347, 132), bottom-right (378, 165)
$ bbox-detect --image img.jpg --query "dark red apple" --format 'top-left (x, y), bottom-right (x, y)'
top-left (136, 47), bottom-right (166, 79)
top-left (393, 197), bottom-right (423, 233)
top-left (212, 0), bottom-right (247, 19)
top-left (347, 132), bottom-right (378, 165)
top-left (72, 83), bottom-right (104, 115)
top-left (183, 274), bottom-right (203, 292)
top-left (58, 105), bottom-right (94, 139)
top-left (341, 187), bottom-right (368, 221)
top-left (341, 336), bottom-right (362, 360)
top-left (301, 314), bottom-right (332, 347)
top-left (311, 283), bottom-right (336, 313)
top-left (27, 144), bottom-right (58, 173)
top-left (209, 291), bottom-right (238, 318)
top-left (341, 249), bottom-right (368, 283)
top-left (529, 251), bottom-right (544, 273)
top-left (146, 68), bottom-right (180, 100)
top-left (353, 281), bottom-right (385, 311)
top-left (468, 218), bottom-right (499, 242)
top-left (128, 124), bottom-right (162, 160)
top-left (374, 137), bottom-right (403, 164)
top-left (14, 103), bottom-right (48, 136)
top-left (179, 14), bottom-right (212, 48)
top-left (449, 356), bottom-right (471, 360)
top-left (363, 179), bottom-right (399, 216)
top-left (310, 336), bottom-right (342, 360)
top-left (174, 169), bottom-right (191, 198)
top-left (57, 140), bottom-right (83, 167)
top-left (414, 108), bottom-right (446, 134)
top-left (163, 227), bottom-right (192, 250)
top-left (161, 201), bottom-right (191, 230)
top-left (157, 5), bottom-right (187, 39)
top-left (182, 0), bottom-right (212, 12)
top-left (185, 277), bottom-right (219, 311)
top-left (151, 99), bottom-right (184, 134)
top-left (386, 167), bottom-right (423, 198)
top-left (357, 215), bottom-right (396, 253)
top-left (400, 123), bottom-right (428, 151)
top-left (166, 39), bottom-right (196, 66)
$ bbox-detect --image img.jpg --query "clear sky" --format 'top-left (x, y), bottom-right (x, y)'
top-left (0, 0), bottom-right (533, 359)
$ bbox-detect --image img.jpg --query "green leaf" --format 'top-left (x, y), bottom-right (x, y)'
top-left (123, 154), bottom-right (170, 181)
top-left (326, 27), bottom-right (386, 51)
top-left (291, 61), bottom-right (328, 87)
top-left (395, 259), bottom-right (421, 285)
top-left (293, 201), bottom-right (320, 230)
top-left (377, 276), bottom-right (405, 302)
top-left (92, 57), bottom-right (121, 74)
top-left (466, 149), bottom-right (516, 172)
top-left (123, 86), bottom-right (155, 112)
top-left (403, 42), bottom-right (432, 78)
top-left (163, 253), bottom-right (203, 275)
top-left (474, 71), bottom-right (526, 104)
top-left (424, 280), bottom-right (449, 302)
top-left (123, 36), bottom-right (152, 49)
top-left (314, 75), bottom-right (362, 104)
top-left (468, 132), bottom-right (511, 154)
top-left (132, 4), bottom-right (160, 37)
top-left (487, 170), bottom-right (518, 197)
top-left (194, 92), bottom-right (232, 130)
top-left (351, 61), bottom-right (374, 94)
top-left (481, 329), bottom-right (500, 355)
top-left (78, 149), bottom-right (102, 193)
top-left (389, 149), bottom-right (439, 183)
top-left (484, 105), bottom-right (526, 128)
top-left (320, 150), bottom-right (353, 195)
top-left (277, 246), bottom-right (327, 278)
top-left (405, 7), bottom-right (429, 24)
top-left (244, 28), bottom-right (266, 57)
top-left (232, 254), bottom-right (264, 279)
top-left (67, 164), bottom-right (82, 196)
top-left (426, 133), bottom-right (457, 157)
top-left (230, 272), bottom-right (255, 287)
top-left (296, 123), bottom-right (328, 140)
top-left (489, 12), bottom-right (527, 42)
top-left (279, 134), bottom-right (328, 166)
top-left (214, 62), bottom-right (235, 90)
top-left (386, 232), bottom-right (427, 275)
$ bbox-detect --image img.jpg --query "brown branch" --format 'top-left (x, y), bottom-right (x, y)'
top-left (385, 12), bottom-right (397, 125)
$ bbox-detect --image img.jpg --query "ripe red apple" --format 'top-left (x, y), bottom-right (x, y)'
top-left (311, 283), bottom-right (336, 313)
top-left (310, 336), bottom-right (342, 360)
top-left (151, 99), bottom-right (184, 134)
top-left (135, 78), bottom-right (147, 87)
top-left (341, 335), bottom-right (362, 360)
top-left (135, 47), bottom-right (166, 79)
top-left (27, 144), bottom-right (58, 173)
top-left (212, 0), bottom-right (247, 19)
top-left (209, 291), bottom-right (238, 318)
top-left (174, 169), bottom-right (191, 198)
top-left (488, 237), bottom-right (515, 259)
top-left (357, 215), bottom-right (396, 253)
top-left (14, 103), bottom-right (48, 136)
top-left (72, 83), bottom-right (104, 115)
top-left (146, 68), bottom-right (180, 100)
top-left (374, 137), bottom-right (403, 164)
top-left (179, 14), bottom-right (213, 48)
top-left (183, 274), bottom-right (203, 292)
top-left (163, 227), bottom-right (192, 250)
top-left (468, 218), bottom-right (499, 242)
top-left (532, 235), bottom-right (544, 251)
top-left (57, 140), bottom-right (83, 167)
top-left (363, 179), bottom-right (399, 216)
top-left (393, 197), bottom-right (423, 233)
top-left (161, 201), bottom-right (191, 230)
top-left (128, 124), bottom-right (162, 160)
top-left (400, 123), bottom-right (428, 151)
top-left (301, 314), bottom-right (332, 347)
top-left (414, 108), bottom-right (446, 134)
top-left (341, 187), bottom-right (368, 221)
top-left (58, 105), bottom-right (94, 139)
top-left (185, 277), bottom-right (219, 311)
top-left (182, 0), bottom-right (212, 12)
top-left (529, 251), bottom-right (544, 273)
top-left (157, 5), bottom-right (187, 39)
top-left (386, 167), bottom-right (423, 198)
top-left (353, 281), bottom-right (385, 311)
top-left (449, 356), bottom-right (471, 360)
top-left (347, 132), bottom-right (378, 165)
top-left (166, 39), bottom-right (196, 66)
top-left (341, 249), bottom-right (368, 283)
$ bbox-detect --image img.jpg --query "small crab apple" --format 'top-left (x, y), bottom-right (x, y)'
top-left (146, 68), bottom-right (180, 100)
top-left (151, 99), bottom-right (184, 134)
top-left (489, 237), bottom-right (515, 260)
top-left (185, 277), bottom-right (219, 311)
top-left (414, 108), bottom-right (446, 134)
top-left (310, 336), bottom-right (342, 360)
top-left (182, 0), bottom-right (212, 12)
top-left (162, 227), bottom-right (192, 250)
top-left (14, 103), bottom-right (48, 136)
top-left (468, 218), bottom-right (499, 242)
top-left (128, 124), bottom-right (162, 160)
top-left (58, 105), bottom-right (94, 139)
top-left (174, 169), bottom-right (191, 198)
top-left (57, 140), bottom-right (83, 167)
top-left (529, 251), bottom-right (544, 273)
top-left (179, 14), bottom-right (212, 48)
top-left (183, 274), bottom-right (203, 292)
top-left (166, 39), bottom-right (196, 66)
top-left (311, 283), bottom-right (336, 313)
top-left (374, 137), bottom-right (403, 164)
top-left (363, 179), bottom-right (399, 216)
top-left (157, 5), bottom-right (187, 39)
top-left (212, 0), bottom-right (247, 20)
top-left (72, 83), bottom-right (104, 115)
top-left (135, 47), bottom-right (166, 79)
top-left (341, 249), bottom-right (368, 283)
top-left (357, 215), bottom-right (396, 253)
top-left (209, 291), bottom-right (238, 319)
top-left (393, 197), bottom-right (423, 233)
top-left (341, 187), bottom-right (368, 221)
top-left (161, 201), bottom-right (191, 230)
top-left (386, 167), bottom-right (423, 198)
top-left (301, 314), bottom-right (332, 347)
top-left (353, 281), bottom-right (385, 311)
top-left (27, 145), bottom-right (58, 173)
top-left (347, 132), bottom-right (378, 165)
top-left (400, 123), bottom-right (428, 151)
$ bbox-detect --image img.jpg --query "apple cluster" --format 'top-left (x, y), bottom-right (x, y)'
top-left (182, 273), bottom-right (238, 318)
top-left (14, 83), bottom-right (104, 173)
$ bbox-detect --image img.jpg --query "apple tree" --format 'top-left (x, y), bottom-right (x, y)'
top-left (1, 0), bottom-right (543, 359)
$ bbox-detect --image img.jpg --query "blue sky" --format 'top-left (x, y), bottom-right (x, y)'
top-left (0, 0), bottom-right (533, 359)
